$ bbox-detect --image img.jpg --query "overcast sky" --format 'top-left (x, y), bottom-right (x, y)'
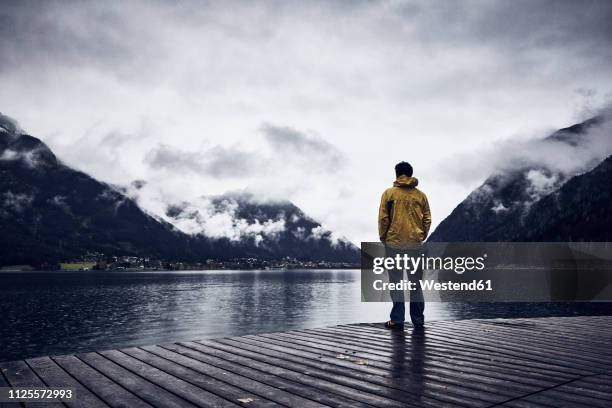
top-left (1, 0), bottom-right (612, 243)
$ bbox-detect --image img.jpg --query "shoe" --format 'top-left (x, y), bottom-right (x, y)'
top-left (384, 320), bottom-right (405, 330)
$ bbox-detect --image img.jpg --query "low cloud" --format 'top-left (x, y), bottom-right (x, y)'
top-left (144, 123), bottom-right (345, 179)
top-left (145, 145), bottom-right (205, 173)
top-left (145, 144), bottom-right (262, 178)
top-left (261, 124), bottom-right (345, 172)
top-left (309, 225), bottom-right (344, 248)
top-left (437, 105), bottom-right (612, 188)
top-left (0, 112), bottom-right (22, 134)
top-left (525, 169), bottom-right (559, 202)
top-left (144, 124), bottom-right (347, 187)
top-left (2, 191), bottom-right (34, 213)
top-left (47, 195), bottom-right (71, 214)
top-left (0, 147), bottom-right (49, 168)
top-left (440, 106), bottom-right (612, 217)
top-left (4, 1), bottom-right (611, 243)
top-left (123, 183), bottom-right (353, 247)
top-left (164, 195), bottom-right (287, 243)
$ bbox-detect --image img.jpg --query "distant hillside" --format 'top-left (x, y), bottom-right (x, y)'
top-left (162, 192), bottom-right (357, 262)
top-left (0, 115), bottom-right (199, 266)
top-left (429, 116), bottom-right (612, 242)
top-left (0, 113), bottom-right (358, 266)
top-left (515, 155), bottom-right (612, 241)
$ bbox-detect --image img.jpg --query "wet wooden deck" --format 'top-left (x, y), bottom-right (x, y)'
top-left (2, 315), bottom-right (612, 408)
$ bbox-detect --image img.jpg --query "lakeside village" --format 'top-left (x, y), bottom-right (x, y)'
top-left (2, 252), bottom-right (359, 271)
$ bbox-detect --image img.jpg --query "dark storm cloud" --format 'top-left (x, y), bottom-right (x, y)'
top-left (203, 146), bottom-right (263, 177)
top-left (145, 144), bottom-right (261, 177)
top-left (2, 0), bottom-right (612, 74)
top-left (145, 123), bottom-right (346, 177)
top-left (145, 144), bottom-right (203, 173)
top-left (0, 2), bottom-right (125, 65)
top-left (261, 123), bottom-right (345, 171)
top-left (2, 0), bottom-right (612, 243)
top-left (395, 0), bottom-right (612, 48)
top-left (0, 1), bottom-right (163, 82)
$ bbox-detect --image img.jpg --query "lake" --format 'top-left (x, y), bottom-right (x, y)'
top-left (1, 269), bottom-right (611, 362)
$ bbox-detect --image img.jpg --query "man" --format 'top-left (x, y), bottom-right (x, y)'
top-left (378, 161), bottom-right (431, 329)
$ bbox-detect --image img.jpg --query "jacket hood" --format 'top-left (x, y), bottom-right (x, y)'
top-left (393, 175), bottom-right (419, 188)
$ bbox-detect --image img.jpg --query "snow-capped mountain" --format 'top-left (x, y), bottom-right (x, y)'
top-left (0, 113), bottom-right (357, 266)
top-left (429, 116), bottom-right (612, 241)
top-left (163, 191), bottom-right (355, 259)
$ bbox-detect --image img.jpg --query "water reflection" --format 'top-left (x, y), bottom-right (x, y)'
top-left (409, 328), bottom-right (426, 402)
top-left (0, 270), bottom-right (610, 362)
top-left (388, 328), bottom-right (426, 402)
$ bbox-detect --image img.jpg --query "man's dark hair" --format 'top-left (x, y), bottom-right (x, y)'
top-left (395, 161), bottom-right (413, 177)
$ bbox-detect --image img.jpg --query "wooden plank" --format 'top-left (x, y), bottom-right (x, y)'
top-left (508, 374), bottom-right (612, 407)
top-left (230, 332), bottom-right (532, 405)
top-left (316, 326), bottom-right (580, 380)
top-left (577, 374), bottom-right (612, 388)
top-left (236, 334), bottom-right (538, 397)
top-left (273, 329), bottom-right (560, 388)
top-left (52, 355), bottom-right (153, 408)
top-left (26, 356), bottom-right (108, 408)
top-left (0, 366), bottom-right (20, 408)
top-left (199, 341), bottom-right (415, 408)
top-left (188, 340), bottom-right (467, 408)
top-left (77, 352), bottom-right (198, 408)
top-left (195, 338), bottom-right (495, 407)
top-left (539, 389), bottom-right (612, 407)
top-left (300, 326), bottom-right (572, 383)
top-left (510, 317), bottom-right (612, 340)
top-left (436, 320), bottom-right (612, 363)
top-left (501, 394), bottom-right (593, 408)
top-left (499, 399), bottom-right (554, 408)
top-left (138, 345), bottom-right (327, 408)
top-left (341, 322), bottom-right (592, 378)
top-left (270, 329), bottom-right (554, 386)
top-left (160, 343), bottom-right (396, 408)
top-left (1, 360), bottom-right (64, 408)
top-left (98, 350), bottom-right (239, 408)
top-left (413, 320), bottom-right (608, 361)
top-left (349, 324), bottom-right (601, 374)
top-left (426, 324), bottom-right (612, 372)
top-left (558, 377), bottom-right (612, 400)
top-left (507, 391), bottom-right (601, 408)
top-left (463, 320), bottom-right (612, 352)
top-left (433, 319), bottom-right (612, 358)
top-left (1, 316), bottom-right (611, 408)
top-left (228, 337), bottom-right (389, 376)
top-left (254, 330), bottom-right (536, 392)
top-left (120, 347), bottom-right (284, 408)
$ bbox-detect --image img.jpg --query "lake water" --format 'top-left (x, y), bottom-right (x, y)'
top-left (1, 269), bottom-right (611, 362)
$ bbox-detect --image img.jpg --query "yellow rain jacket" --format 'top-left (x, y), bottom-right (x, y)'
top-left (378, 175), bottom-right (431, 247)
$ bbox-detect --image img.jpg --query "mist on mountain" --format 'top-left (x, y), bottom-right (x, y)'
top-left (429, 111), bottom-right (612, 242)
top-left (0, 113), bottom-right (358, 266)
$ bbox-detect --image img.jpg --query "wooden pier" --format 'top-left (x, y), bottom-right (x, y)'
top-left (2, 316), bottom-right (612, 408)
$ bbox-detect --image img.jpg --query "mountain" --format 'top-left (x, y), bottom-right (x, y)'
top-left (0, 113), bottom-right (357, 266)
top-left (162, 192), bottom-right (357, 262)
top-left (513, 155), bottom-right (612, 241)
top-left (0, 115), bottom-right (199, 266)
top-left (429, 116), bottom-right (612, 242)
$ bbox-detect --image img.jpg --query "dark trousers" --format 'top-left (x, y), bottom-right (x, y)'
top-left (386, 247), bottom-right (425, 325)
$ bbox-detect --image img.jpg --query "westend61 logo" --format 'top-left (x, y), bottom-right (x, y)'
top-left (361, 242), bottom-right (612, 302)
top-left (372, 253), bottom-right (487, 275)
